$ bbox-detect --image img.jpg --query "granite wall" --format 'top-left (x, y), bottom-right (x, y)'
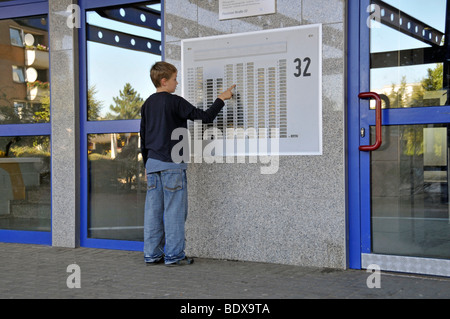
top-left (49, 0), bottom-right (80, 248)
top-left (164, 0), bottom-right (347, 268)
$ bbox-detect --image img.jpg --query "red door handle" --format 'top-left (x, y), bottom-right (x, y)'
top-left (359, 92), bottom-right (382, 151)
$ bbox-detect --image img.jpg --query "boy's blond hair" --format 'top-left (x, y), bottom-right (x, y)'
top-left (150, 61), bottom-right (178, 88)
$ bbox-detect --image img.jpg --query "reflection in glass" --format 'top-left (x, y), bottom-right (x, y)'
top-left (0, 136), bottom-right (51, 232)
top-left (88, 133), bottom-right (146, 241)
top-left (12, 65), bottom-right (26, 83)
top-left (86, 2), bottom-right (161, 121)
top-left (371, 125), bottom-right (450, 259)
top-left (0, 15), bottom-right (50, 124)
top-left (370, 0), bottom-right (448, 108)
top-left (9, 28), bottom-right (23, 47)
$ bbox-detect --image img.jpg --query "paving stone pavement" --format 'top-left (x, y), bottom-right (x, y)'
top-left (0, 242), bottom-right (449, 302)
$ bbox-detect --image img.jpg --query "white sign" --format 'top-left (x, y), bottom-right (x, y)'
top-left (219, 0), bottom-right (276, 20)
top-left (182, 25), bottom-right (322, 156)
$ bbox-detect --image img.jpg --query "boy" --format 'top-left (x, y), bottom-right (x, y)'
top-left (140, 61), bottom-right (235, 266)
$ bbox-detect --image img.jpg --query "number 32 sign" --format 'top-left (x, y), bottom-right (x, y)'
top-left (182, 24), bottom-right (322, 156)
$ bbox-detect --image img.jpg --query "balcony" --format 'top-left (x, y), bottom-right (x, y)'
top-left (25, 46), bottom-right (49, 69)
top-left (27, 81), bottom-right (49, 101)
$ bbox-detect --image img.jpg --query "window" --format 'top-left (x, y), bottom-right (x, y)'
top-left (0, 136), bottom-right (51, 232)
top-left (82, 1), bottom-right (162, 244)
top-left (12, 65), bottom-right (25, 83)
top-left (0, 12), bottom-right (51, 235)
top-left (370, 0), bottom-right (448, 108)
top-left (86, 2), bottom-right (162, 121)
top-left (88, 133), bottom-right (145, 241)
top-left (1, 15), bottom-right (50, 125)
top-left (9, 27), bottom-right (23, 47)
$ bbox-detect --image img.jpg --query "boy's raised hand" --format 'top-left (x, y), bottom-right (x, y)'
top-left (218, 84), bottom-right (236, 101)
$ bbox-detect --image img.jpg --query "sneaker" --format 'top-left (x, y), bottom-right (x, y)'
top-left (145, 258), bottom-right (164, 266)
top-left (165, 257), bottom-right (194, 267)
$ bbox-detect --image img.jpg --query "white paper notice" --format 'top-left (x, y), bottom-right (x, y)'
top-left (182, 25), bottom-right (323, 156)
top-left (219, 0), bottom-right (276, 20)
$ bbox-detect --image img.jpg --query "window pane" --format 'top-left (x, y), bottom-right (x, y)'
top-left (0, 15), bottom-right (50, 124)
top-left (88, 133), bottom-right (146, 241)
top-left (370, 0), bottom-right (449, 108)
top-left (371, 125), bottom-right (450, 259)
top-left (0, 136), bottom-right (51, 232)
top-left (86, 2), bottom-right (161, 121)
top-left (9, 28), bottom-right (23, 47)
top-left (12, 65), bottom-right (25, 83)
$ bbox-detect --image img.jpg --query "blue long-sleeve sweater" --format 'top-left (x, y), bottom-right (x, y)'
top-left (140, 92), bottom-right (225, 166)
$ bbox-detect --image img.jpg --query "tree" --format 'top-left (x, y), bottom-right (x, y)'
top-left (33, 91), bottom-right (50, 123)
top-left (422, 64), bottom-right (443, 92)
top-left (87, 85), bottom-right (103, 121)
top-left (387, 76), bottom-right (408, 108)
top-left (106, 83), bottom-right (143, 120)
top-left (0, 87), bottom-right (20, 124)
top-left (411, 64), bottom-right (444, 107)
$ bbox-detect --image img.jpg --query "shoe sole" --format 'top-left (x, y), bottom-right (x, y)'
top-left (165, 258), bottom-right (194, 267)
top-left (145, 259), bottom-right (164, 266)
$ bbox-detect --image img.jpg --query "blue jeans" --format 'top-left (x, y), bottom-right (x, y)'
top-left (144, 169), bottom-right (188, 264)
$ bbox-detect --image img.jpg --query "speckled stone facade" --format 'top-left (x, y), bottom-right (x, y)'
top-left (164, 0), bottom-right (347, 268)
top-left (49, 0), bottom-right (80, 248)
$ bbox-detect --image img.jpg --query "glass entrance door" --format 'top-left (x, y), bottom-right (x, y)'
top-left (370, 124), bottom-right (450, 259)
top-left (79, 0), bottom-right (162, 250)
top-left (352, 0), bottom-right (450, 275)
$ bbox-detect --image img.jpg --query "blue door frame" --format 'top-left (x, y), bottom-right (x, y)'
top-left (0, 0), bottom-right (51, 246)
top-left (347, 0), bottom-right (450, 269)
top-left (78, 0), bottom-right (164, 251)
